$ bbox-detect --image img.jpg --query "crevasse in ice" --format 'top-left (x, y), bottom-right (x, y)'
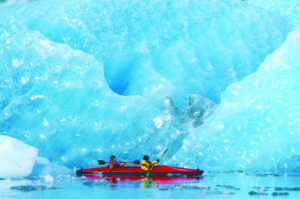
top-left (0, 0), bottom-right (298, 176)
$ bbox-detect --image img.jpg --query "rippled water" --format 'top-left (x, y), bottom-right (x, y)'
top-left (1, 171), bottom-right (300, 199)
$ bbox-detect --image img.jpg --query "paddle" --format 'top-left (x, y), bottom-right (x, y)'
top-left (158, 148), bottom-right (168, 161)
top-left (98, 160), bottom-right (140, 165)
top-left (145, 148), bottom-right (168, 178)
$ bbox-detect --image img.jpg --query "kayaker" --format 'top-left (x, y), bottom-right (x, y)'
top-left (140, 155), bottom-right (159, 171)
top-left (109, 155), bottom-right (126, 170)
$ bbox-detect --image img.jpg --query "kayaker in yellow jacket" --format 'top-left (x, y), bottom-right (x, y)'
top-left (140, 155), bottom-right (159, 171)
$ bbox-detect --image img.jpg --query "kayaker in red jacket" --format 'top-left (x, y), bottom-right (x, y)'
top-left (109, 155), bottom-right (126, 170)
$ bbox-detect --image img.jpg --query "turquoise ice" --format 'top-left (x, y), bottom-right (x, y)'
top-left (0, 0), bottom-right (299, 177)
top-left (173, 30), bottom-right (300, 171)
top-left (248, 0), bottom-right (300, 26)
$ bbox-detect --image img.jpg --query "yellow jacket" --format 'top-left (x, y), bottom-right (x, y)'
top-left (140, 159), bottom-right (158, 171)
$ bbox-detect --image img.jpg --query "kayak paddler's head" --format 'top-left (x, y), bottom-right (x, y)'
top-left (110, 155), bottom-right (116, 161)
top-left (143, 155), bottom-right (149, 161)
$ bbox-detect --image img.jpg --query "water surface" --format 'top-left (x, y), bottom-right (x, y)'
top-left (1, 171), bottom-right (300, 199)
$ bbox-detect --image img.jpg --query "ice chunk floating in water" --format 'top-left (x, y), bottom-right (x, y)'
top-left (0, 135), bottom-right (72, 178)
top-left (0, 135), bottom-right (38, 178)
top-left (0, 0), bottom-right (298, 175)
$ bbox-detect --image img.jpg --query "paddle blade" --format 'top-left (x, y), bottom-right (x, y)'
top-left (133, 160), bottom-right (140, 165)
top-left (98, 160), bottom-right (107, 165)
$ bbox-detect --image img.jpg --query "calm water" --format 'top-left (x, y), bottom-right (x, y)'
top-left (1, 171), bottom-right (300, 199)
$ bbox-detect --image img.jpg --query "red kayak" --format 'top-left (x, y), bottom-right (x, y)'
top-left (76, 165), bottom-right (203, 177)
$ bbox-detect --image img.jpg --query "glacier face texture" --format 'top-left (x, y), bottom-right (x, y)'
top-left (248, 0), bottom-right (300, 26)
top-left (0, 0), bottom-right (291, 102)
top-left (173, 30), bottom-right (300, 171)
top-left (0, 26), bottom-right (217, 169)
top-left (0, 0), bottom-right (298, 173)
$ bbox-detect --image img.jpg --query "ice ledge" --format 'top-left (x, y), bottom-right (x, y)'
top-left (0, 135), bottom-right (72, 178)
top-left (0, 135), bottom-right (38, 178)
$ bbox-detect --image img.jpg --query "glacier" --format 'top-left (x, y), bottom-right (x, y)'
top-left (172, 30), bottom-right (300, 171)
top-left (248, 0), bottom-right (300, 26)
top-left (0, 0), bottom-right (299, 177)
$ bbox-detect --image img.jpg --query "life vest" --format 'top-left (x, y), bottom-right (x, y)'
top-left (109, 161), bottom-right (120, 170)
top-left (140, 159), bottom-right (158, 171)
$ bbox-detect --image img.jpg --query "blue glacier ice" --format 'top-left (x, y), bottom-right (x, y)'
top-left (248, 0), bottom-right (300, 26)
top-left (0, 0), bottom-right (299, 177)
top-left (173, 30), bottom-right (300, 171)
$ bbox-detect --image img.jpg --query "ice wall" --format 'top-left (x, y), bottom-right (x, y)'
top-left (0, 0), bottom-right (295, 172)
top-left (173, 30), bottom-right (300, 171)
top-left (0, 0), bottom-right (31, 6)
top-left (247, 0), bottom-right (300, 26)
top-left (0, 29), bottom-right (215, 168)
top-left (0, 0), bottom-right (291, 103)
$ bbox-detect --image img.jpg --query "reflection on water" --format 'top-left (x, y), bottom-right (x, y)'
top-left (83, 174), bottom-right (202, 189)
top-left (84, 174), bottom-right (201, 182)
top-left (1, 171), bottom-right (300, 199)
